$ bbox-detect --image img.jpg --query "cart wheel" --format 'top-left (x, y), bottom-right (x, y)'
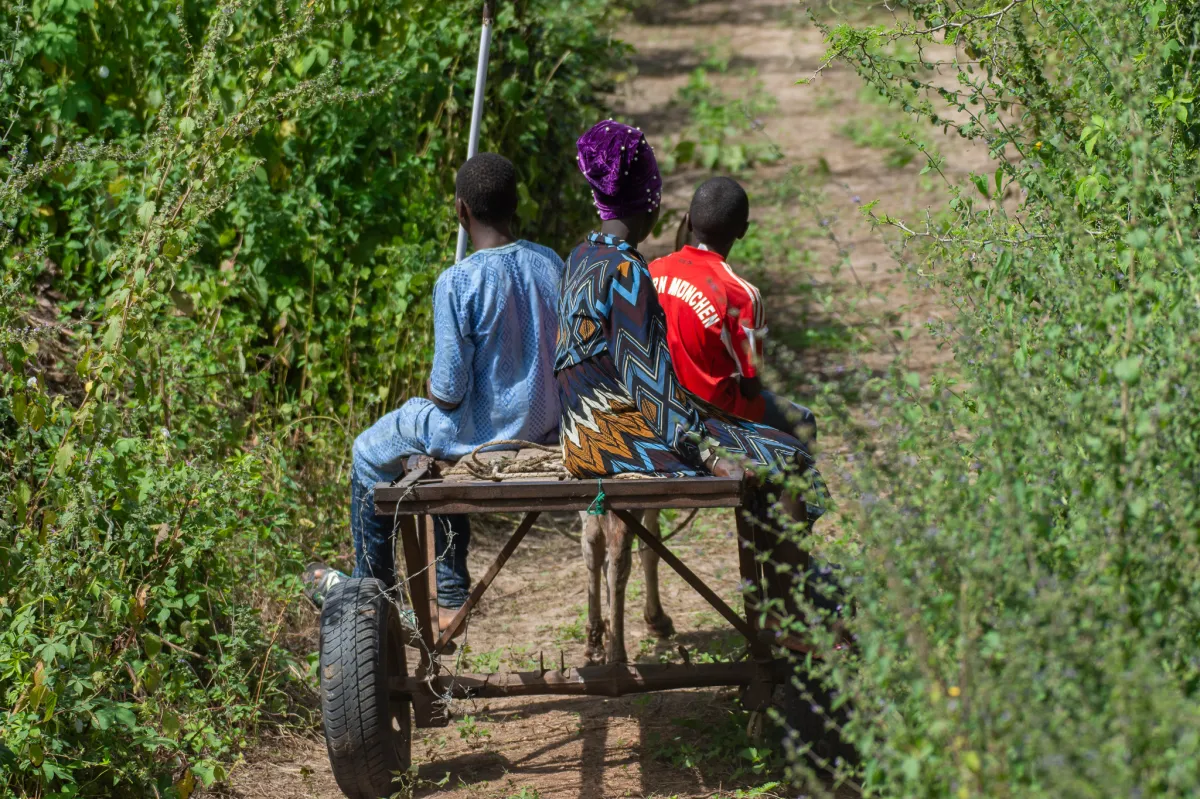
top-left (777, 672), bottom-right (857, 769)
top-left (319, 577), bottom-right (413, 799)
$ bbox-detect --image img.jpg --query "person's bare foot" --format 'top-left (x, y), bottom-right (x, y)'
top-left (301, 562), bottom-right (346, 609)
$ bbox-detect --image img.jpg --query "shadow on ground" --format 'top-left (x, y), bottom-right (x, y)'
top-left (412, 689), bottom-right (774, 799)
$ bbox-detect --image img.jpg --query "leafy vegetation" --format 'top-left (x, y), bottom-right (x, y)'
top-left (10, 0), bottom-right (1200, 796)
top-left (837, 114), bottom-right (934, 169)
top-left (659, 67), bottom-right (781, 174)
top-left (777, 1), bottom-right (1200, 796)
top-left (504, 788), bottom-right (542, 799)
top-left (647, 710), bottom-right (780, 782)
top-left (455, 714), bottom-right (492, 749)
top-left (0, 0), bottom-right (623, 795)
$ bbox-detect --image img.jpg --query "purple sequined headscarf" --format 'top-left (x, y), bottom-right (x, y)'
top-left (576, 120), bottom-right (662, 221)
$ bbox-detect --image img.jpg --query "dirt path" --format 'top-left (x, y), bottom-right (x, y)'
top-left (217, 2), bottom-right (987, 797)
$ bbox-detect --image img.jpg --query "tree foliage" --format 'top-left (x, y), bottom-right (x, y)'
top-left (788, 1), bottom-right (1200, 796)
top-left (0, 0), bottom-right (623, 795)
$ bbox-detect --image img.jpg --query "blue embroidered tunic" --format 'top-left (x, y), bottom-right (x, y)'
top-left (353, 240), bottom-right (564, 488)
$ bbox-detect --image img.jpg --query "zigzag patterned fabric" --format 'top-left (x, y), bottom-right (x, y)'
top-left (555, 233), bottom-right (827, 519)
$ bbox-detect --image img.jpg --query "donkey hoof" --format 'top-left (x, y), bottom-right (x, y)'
top-left (645, 612), bottom-right (676, 639)
top-left (585, 628), bottom-right (607, 665)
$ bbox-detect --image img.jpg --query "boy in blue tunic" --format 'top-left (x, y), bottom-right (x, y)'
top-left (306, 154), bottom-right (564, 631)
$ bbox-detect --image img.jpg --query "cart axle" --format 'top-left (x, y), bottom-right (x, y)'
top-left (392, 660), bottom-right (784, 701)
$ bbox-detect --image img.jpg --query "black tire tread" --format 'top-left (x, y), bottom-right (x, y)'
top-left (779, 671), bottom-right (857, 769)
top-left (320, 577), bottom-right (411, 799)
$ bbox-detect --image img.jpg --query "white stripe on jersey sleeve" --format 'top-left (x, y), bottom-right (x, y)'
top-left (720, 261), bottom-right (764, 329)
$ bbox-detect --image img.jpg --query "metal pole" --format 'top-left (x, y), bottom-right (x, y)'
top-left (455, 1), bottom-right (495, 264)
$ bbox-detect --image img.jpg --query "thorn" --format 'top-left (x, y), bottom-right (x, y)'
top-left (560, 649), bottom-right (566, 673)
top-left (677, 645), bottom-right (691, 666)
top-left (539, 650), bottom-right (545, 673)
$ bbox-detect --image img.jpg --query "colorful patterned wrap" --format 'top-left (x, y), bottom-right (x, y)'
top-left (554, 233), bottom-right (827, 519)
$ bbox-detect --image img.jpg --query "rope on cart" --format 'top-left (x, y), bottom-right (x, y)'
top-left (440, 440), bottom-right (704, 542)
top-left (442, 439), bottom-right (567, 481)
top-left (586, 478), bottom-right (606, 515)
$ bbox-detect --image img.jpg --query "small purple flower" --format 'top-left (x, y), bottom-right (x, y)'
top-left (851, 195), bottom-right (861, 204)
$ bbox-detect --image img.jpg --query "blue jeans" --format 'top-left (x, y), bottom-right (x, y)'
top-left (760, 390), bottom-right (817, 447)
top-left (349, 465), bottom-right (472, 609)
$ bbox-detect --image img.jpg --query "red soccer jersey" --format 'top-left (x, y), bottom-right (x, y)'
top-left (648, 245), bottom-right (767, 421)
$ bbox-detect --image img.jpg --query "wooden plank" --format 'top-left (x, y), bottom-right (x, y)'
top-left (393, 660), bottom-right (783, 702)
top-left (434, 511), bottom-right (540, 651)
top-left (397, 515), bottom-right (435, 676)
top-left (612, 508), bottom-right (762, 646)
top-left (422, 515), bottom-right (440, 645)
top-left (374, 475), bottom-right (743, 517)
top-left (375, 475), bottom-right (740, 502)
top-left (394, 460), bottom-right (430, 492)
top-left (376, 494), bottom-right (741, 516)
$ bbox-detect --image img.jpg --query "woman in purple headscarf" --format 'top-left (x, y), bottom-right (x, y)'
top-left (553, 119), bottom-right (833, 625)
top-left (554, 120), bottom-right (826, 499)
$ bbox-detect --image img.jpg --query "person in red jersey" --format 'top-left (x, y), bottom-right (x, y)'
top-left (651, 177), bottom-right (816, 444)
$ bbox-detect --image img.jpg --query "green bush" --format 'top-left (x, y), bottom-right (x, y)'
top-left (780, 1), bottom-right (1200, 796)
top-left (6, 0), bottom-right (625, 424)
top-left (658, 67), bottom-right (781, 174)
top-left (0, 0), bottom-right (623, 795)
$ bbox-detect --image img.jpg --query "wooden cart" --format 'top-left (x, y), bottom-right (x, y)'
top-left (317, 451), bottom-right (814, 799)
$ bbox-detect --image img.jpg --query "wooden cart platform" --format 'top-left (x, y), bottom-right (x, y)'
top-left (372, 450), bottom-right (800, 721)
top-left (317, 448), bottom-right (809, 798)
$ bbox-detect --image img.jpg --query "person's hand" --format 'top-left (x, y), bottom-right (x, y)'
top-left (707, 456), bottom-right (745, 480)
top-left (739, 375), bottom-right (763, 401)
top-left (427, 378), bottom-right (460, 411)
top-left (674, 212), bottom-right (693, 251)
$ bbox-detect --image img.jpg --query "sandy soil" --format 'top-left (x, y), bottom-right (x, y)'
top-left (213, 1), bottom-right (990, 797)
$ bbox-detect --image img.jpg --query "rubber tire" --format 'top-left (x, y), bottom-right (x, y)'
top-left (778, 669), bottom-right (858, 770)
top-left (319, 577), bottom-right (412, 799)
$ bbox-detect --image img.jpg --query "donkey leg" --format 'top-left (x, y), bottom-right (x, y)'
top-left (604, 512), bottom-right (634, 665)
top-left (581, 511), bottom-right (607, 665)
top-left (640, 509), bottom-right (675, 638)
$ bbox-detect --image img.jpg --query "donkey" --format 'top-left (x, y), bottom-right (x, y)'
top-left (580, 509), bottom-right (673, 664)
